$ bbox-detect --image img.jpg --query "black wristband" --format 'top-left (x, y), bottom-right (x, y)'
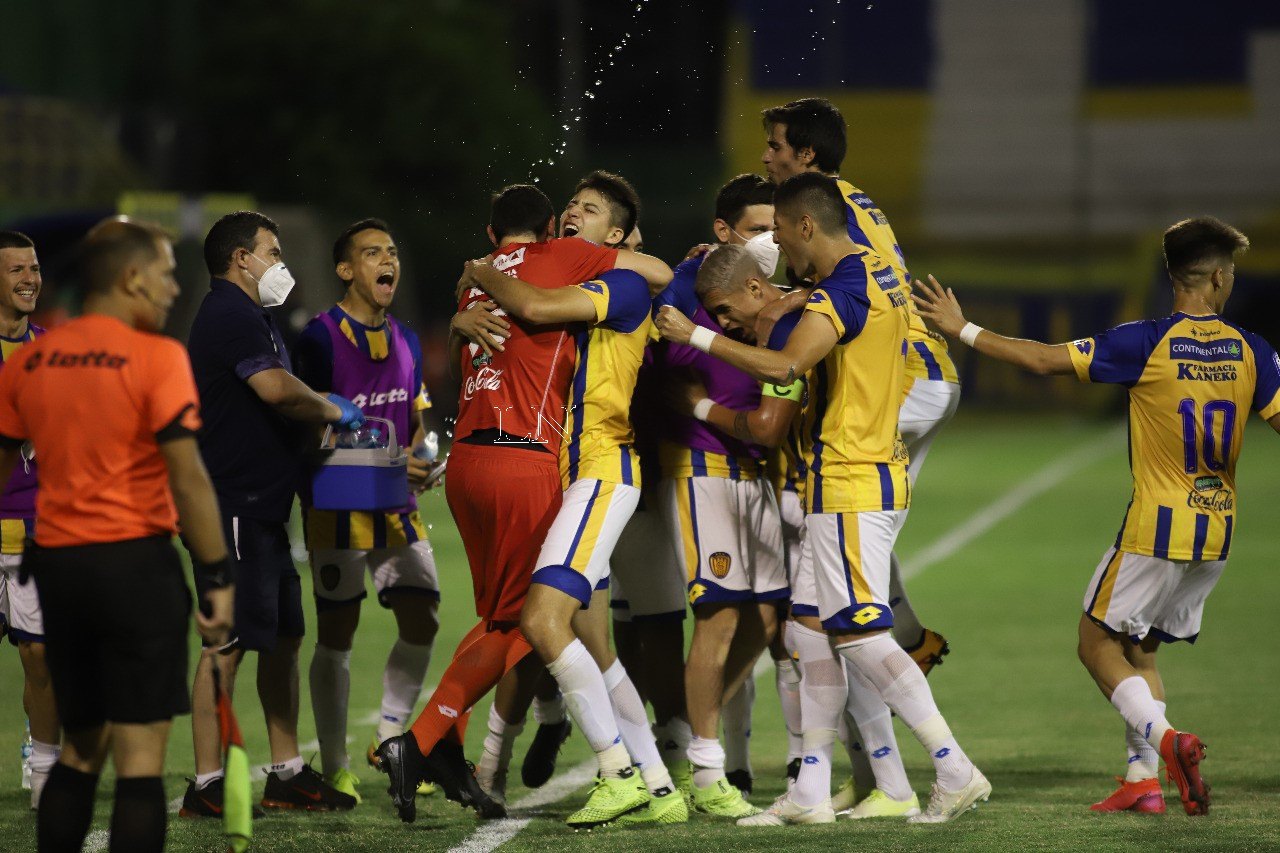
top-left (194, 555), bottom-right (235, 589)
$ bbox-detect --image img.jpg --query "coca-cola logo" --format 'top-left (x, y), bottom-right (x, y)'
top-left (1186, 488), bottom-right (1233, 512)
top-left (463, 366), bottom-right (503, 400)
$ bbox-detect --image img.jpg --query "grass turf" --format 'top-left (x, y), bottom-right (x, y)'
top-left (1, 412), bottom-right (1278, 851)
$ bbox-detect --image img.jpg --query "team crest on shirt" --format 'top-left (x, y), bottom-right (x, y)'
top-left (708, 551), bottom-right (732, 579)
top-left (851, 605), bottom-right (883, 626)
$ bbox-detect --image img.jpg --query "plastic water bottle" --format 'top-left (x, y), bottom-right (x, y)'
top-left (21, 719), bottom-right (32, 790)
top-left (337, 425), bottom-right (384, 449)
top-left (412, 431), bottom-right (439, 462)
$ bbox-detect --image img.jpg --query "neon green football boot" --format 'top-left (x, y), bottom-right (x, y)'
top-left (566, 772), bottom-right (650, 829)
top-left (325, 767), bottom-right (362, 804)
top-left (691, 777), bottom-right (761, 818)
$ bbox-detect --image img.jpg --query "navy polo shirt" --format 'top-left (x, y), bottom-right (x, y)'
top-left (187, 278), bottom-right (302, 523)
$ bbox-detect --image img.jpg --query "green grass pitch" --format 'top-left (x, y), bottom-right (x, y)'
top-left (2, 413), bottom-right (1278, 851)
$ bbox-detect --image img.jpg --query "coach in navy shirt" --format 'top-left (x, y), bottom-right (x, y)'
top-left (183, 211), bottom-right (364, 814)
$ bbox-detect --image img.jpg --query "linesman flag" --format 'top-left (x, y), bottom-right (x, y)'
top-left (213, 662), bottom-right (252, 853)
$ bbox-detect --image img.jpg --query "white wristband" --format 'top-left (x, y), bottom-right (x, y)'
top-left (692, 398), bottom-right (715, 422)
top-left (959, 322), bottom-right (984, 347)
top-left (688, 325), bottom-right (717, 353)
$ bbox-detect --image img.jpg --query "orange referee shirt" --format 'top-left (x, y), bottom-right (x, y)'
top-left (0, 314), bottom-right (202, 548)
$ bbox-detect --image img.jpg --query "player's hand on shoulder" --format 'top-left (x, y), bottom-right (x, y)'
top-left (755, 288), bottom-right (809, 345)
top-left (684, 243), bottom-right (713, 262)
top-left (196, 585), bottom-right (235, 646)
top-left (450, 300), bottom-right (509, 357)
top-left (655, 304), bottom-right (696, 345)
top-left (911, 274), bottom-right (967, 338)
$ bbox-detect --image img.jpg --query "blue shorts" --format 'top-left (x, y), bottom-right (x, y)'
top-left (201, 514), bottom-right (305, 653)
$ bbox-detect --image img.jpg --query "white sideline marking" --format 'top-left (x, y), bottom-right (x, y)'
top-left (900, 425), bottom-right (1126, 581)
top-left (84, 829), bottom-right (109, 851)
top-left (445, 760), bottom-right (597, 853)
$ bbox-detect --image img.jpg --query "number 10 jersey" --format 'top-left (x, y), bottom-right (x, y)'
top-left (1068, 312), bottom-right (1280, 561)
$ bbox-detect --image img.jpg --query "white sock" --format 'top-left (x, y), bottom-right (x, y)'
top-left (547, 640), bottom-right (629, 776)
top-left (842, 712), bottom-right (877, 795)
top-left (887, 551), bottom-right (925, 648)
top-left (1111, 676), bottom-right (1173, 752)
top-left (836, 632), bottom-right (974, 791)
top-left (309, 644), bottom-right (351, 775)
top-left (722, 677), bottom-right (754, 776)
top-left (603, 660), bottom-right (669, 789)
top-left (1125, 699), bottom-right (1164, 782)
top-left (28, 740), bottom-right (59, 775)
top-left (194, 770), bottom-right (224, 790)
top-left (477, 703), bottom-right (522, 795)
top-left (687, 736), bottom-right (726, 789)
top-left (533, 693), bottom-right (567, 726)
top-left (653, 716), bottom-right (692, 768)
top-left (790, 621), bottom-right (846, 807)
top-left (774, 657), bottom-right (804, 764)
top-left (271, 755), bottom-right (305, 780)
top-left (379, 639), bottom-right (433, 743)
top-left (843, 657), bottom-right (912, 801)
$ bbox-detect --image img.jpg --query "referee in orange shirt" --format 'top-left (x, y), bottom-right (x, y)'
top-left (0, 217), bottom-right (234, 853)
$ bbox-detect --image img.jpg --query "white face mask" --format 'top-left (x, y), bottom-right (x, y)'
top-left (247, 253), bottom-right (296, 307)
top-left (740, 230), bottom-right (782, 280)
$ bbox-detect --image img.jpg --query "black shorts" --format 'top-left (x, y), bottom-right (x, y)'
top-left (199, 514), bottom-right (304, 653)
top-left (27, 536), bottom-right (191, 731)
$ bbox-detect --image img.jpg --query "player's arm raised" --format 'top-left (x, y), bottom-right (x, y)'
top-left (655, 303), bottom-right (836, 386)
top-left (160, 435), bottom-right (234, 645)
top-left (667, 376), bottom-right (799, 448)
top-left (912, 274), bottom-right (1075, 376)
top-left (612, 249), bottom-right (674, 294)
top-left (466, 260), bottom-right (599, 325)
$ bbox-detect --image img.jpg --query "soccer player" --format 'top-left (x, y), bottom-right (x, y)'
top-left (912, 216), bottom-right (1280, 817)
top-left (377, 184), bottom-right (671, 822)
top-left (761, 96), bottom-right (960, 809)
top-left (292, 219), bottom-right (443, 803)
top-left (183, 211), bottom-right (365, 816)
top-left (0, 231), bottom-right (59, 809)
top-left (0, 216), bottom-right (234, 853)
top-left (762, 96), bottom-right (955, 670)
top-left (671, 245), bottom-right (921, 821)
top-left (657, 173), bottom-right (989, 825)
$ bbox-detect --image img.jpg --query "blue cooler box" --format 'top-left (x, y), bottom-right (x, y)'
top-left (311, 416), bottom-right (409, 511)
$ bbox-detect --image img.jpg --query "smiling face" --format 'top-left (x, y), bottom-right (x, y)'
top-left (0, 246), bottom-right (40, 321)
top-left (338, 228), bottom-right (400, 311)
top-left (560, 188), bottom-right (624, 246)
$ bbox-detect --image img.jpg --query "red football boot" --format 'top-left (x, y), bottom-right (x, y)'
top-left (1160, 730), bottom-right (1210, 816)
top-left (1089, 777), bottom-right (1166, 813)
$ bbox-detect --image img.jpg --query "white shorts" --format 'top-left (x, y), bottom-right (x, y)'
top-left (900, 379), bottom-right (961, 486)
top-left (662, 476), bottom-right (787, 608)
top-left (780, 488), bottom-right (805, 582)
top-left (1083, 547), bottom-right (1225, 643)
top-left (805, 510), bottom-right (907, 631)
top-left (310, 539), bottom-right (440, 611)
top-left (0, 553), bottom-right (43, 641)
top-left (611, 504), bottom-right (686, 622)
top-left (533, 478), bottom-right (640, 607)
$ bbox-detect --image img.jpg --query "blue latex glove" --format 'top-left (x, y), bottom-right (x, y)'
top-left (326, 394), bottom-right (366, 430)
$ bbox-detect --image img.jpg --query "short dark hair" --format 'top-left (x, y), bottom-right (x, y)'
top-left (1163, 217), bottom-right (1250, 281)
top-left (77, 217), bottom-right (168, 295)
top-left (0, 231), bottom-right (35, 253)
top-left (715, 174), bottom-right (774, 230)
top-left (490, 184), bottom-right (555, 245)
top-left (762, 97), bottom-right (847, 174)
top-left (773, 172), bottom-right (848, 236)
top-left (333, 217), bottom-right (392, 267)
top-left (573, 170), bottom-right (641, 242)
top-left (203, 210), bottom-right (279, 276)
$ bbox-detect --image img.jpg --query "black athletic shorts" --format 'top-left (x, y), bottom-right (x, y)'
top-left (197, 514), bottom-right (304, 653)
top-left (27, 536), bottom-right (191, 731)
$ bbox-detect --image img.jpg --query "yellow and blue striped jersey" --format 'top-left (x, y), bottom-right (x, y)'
top-left (658, 442), bottom-right (766, 482)
top-left (801, 249), bottom-right (912, 514)
top-left (836, 179), bottom-right (958, 387)
top-left (1069, 312), bottom-right (1280, 561)
top-left (763, 309), bottom-right (810, 502)
top-left (561, 270), bottom-right (652, 488)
